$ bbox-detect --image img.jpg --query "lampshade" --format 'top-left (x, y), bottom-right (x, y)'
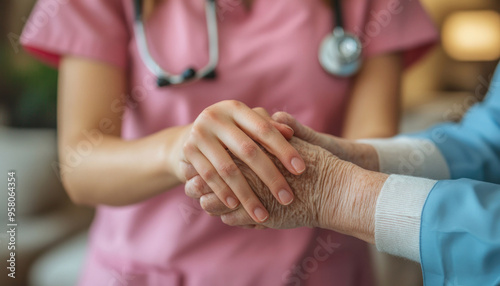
top-left (442, 11), bottom-right (500, 61)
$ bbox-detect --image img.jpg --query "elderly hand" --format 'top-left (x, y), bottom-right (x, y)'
top-left (190, 137), bottom-right (389, 243)
top-left (271, 112), bottom-right (380, 172)
top-left (218, 137), bottom-right (342, 229)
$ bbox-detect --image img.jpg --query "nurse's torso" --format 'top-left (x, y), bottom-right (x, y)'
top-left (85, 0), bottom-right (373, 285)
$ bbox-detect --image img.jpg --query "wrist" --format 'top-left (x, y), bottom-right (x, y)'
top-left (161, 124), bottom-right (192, 183)
top-left (343, 169), bottom-right (387, 243)
top-left (318, 160), bottom-right (388, 244)
top-left (314, 156), bottom-right (352, 229)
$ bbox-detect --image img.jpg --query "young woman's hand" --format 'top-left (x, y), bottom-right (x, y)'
top-left (178, 100), bottom-right (306, 223)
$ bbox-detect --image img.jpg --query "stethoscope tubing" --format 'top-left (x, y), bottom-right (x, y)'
top-left (133, 0), bottom-right (362, 86)
top-left (133, 0), bottom-right (219, 85)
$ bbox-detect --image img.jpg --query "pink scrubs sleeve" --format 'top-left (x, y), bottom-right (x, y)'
top-left (355, 0), bottom-right (439, 67)
top-left (21, 0), bottom-right (129, 69)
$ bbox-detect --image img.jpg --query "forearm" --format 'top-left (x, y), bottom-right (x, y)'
top-left (320, 164), bottom-right (437, 262)
top-left (320, 162), bottom-right (388, 244)
top-left (314, 135), bottom-right (380, 172)
top-left (341, 53), bottom-right (401, 139)
top-left (336, 168), bottom-right (388, 244)
top-left (342, 113), bottom-right (399, 140)
top-left (57, 57), bottom-right (192, 206)
top-left (60, 125), bottom-right (189, 206)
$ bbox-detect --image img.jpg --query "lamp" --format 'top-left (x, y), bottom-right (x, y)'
top-left (442, 11), bottom-right (500, 61)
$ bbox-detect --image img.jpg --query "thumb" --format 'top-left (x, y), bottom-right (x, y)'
top-left (271, 112), bottom-right (318, 143)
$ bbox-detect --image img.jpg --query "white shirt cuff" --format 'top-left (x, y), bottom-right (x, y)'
top-left (359, 137), bottom-right (450, 180)
top-left (375, 174), bottom-right (437, 262)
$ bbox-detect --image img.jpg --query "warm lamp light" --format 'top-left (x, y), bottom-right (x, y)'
top-left (442, 11), bottom-right (500, 61)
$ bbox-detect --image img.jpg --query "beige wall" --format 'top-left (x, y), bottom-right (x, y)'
top-left (402, 0), bottom-right (499, 108)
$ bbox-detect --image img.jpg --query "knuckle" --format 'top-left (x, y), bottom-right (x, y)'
top-left (272, 112), bottom-right (291, 125)
top-left (224, 100), bottom-right (243, 109)
top-left (198, 107), bottom-right (219, 123)
top-left (200, 194), bottom-right (227, 214)
top-left (190, 177), bottom-right (205, 196)
top-left (185, 187), bottom-right (195, 198)
top-left (283, 147), bottom-right (300, 160)
top-left (264, 173), bottom-right (284, 192)
top-left (179, 161), bottom-right (191, 178)
top-left (238, 194), bottom-right (255, 209)
top-left (221, 214), bottom-right (237, 226)
top-left (218, 162), bottom-right (239, 178)
top-left (240, 141), bottom-right (259, 160)
top-left (182, 142), bottom-right (196, 156)
top-left (217, 185), bottom-right (233, 200)
top-left (253, 107), bottom-right (269, 117)
top-left (189, 128), bottom-right (204, 142)
top-left (255, 121), bottom-right (274, 136)
top-left (184, 184), bottom-right (198, 198)
top-left (201, 168), bottom-right (217, 182)
top-left (269, 173), bottom-right (283, 187)
top-left (185, 126), bottom-right (205, 145)
top-left (199, 195), bottom-right (213, 211)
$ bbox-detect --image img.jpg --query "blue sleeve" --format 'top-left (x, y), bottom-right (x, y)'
top-left (410, 63), bottom-right (500, 183)
top-left (420, 179), bottom-right (500, 285)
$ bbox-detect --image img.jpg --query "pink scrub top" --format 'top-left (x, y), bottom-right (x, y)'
top-left (22, 0), bottom-right (437, 285)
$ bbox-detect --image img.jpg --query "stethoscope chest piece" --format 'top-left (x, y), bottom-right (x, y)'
top-left (319, 27), bottom-right (362, 77)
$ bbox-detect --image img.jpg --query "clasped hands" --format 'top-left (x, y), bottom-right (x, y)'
top-left (180, 102), bottom-right (387, 243)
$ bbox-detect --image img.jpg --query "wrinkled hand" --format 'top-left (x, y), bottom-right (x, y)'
top-left (196, 137), bottom-right (344, 229)
top-left (188, 136), bottom-right (389, 243)
top-left (271, 112), bottom-right (379, 172)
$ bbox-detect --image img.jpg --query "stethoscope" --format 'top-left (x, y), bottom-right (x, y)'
top-left (133, 0), bottom-right (362, 87)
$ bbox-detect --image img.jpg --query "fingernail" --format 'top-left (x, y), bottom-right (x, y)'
top-left (291, 157), bottom-right (306, 174)
top-left (254, 207), bottom-right (268, 222)
top-left (284, 125), bottom-right (294, 135)
top-left (278, 189), bottom-right (294, 205)
top-left (226, 197), bottom-right (239, 209)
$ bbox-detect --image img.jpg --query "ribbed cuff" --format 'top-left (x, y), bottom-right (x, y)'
top-left (358, 137), bottom-right (450, 180)
top-left (375, 175), bottom-right (437, 262)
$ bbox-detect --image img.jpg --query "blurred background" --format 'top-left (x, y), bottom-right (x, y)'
top-left (0, 0), bottom-right (499, 285)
